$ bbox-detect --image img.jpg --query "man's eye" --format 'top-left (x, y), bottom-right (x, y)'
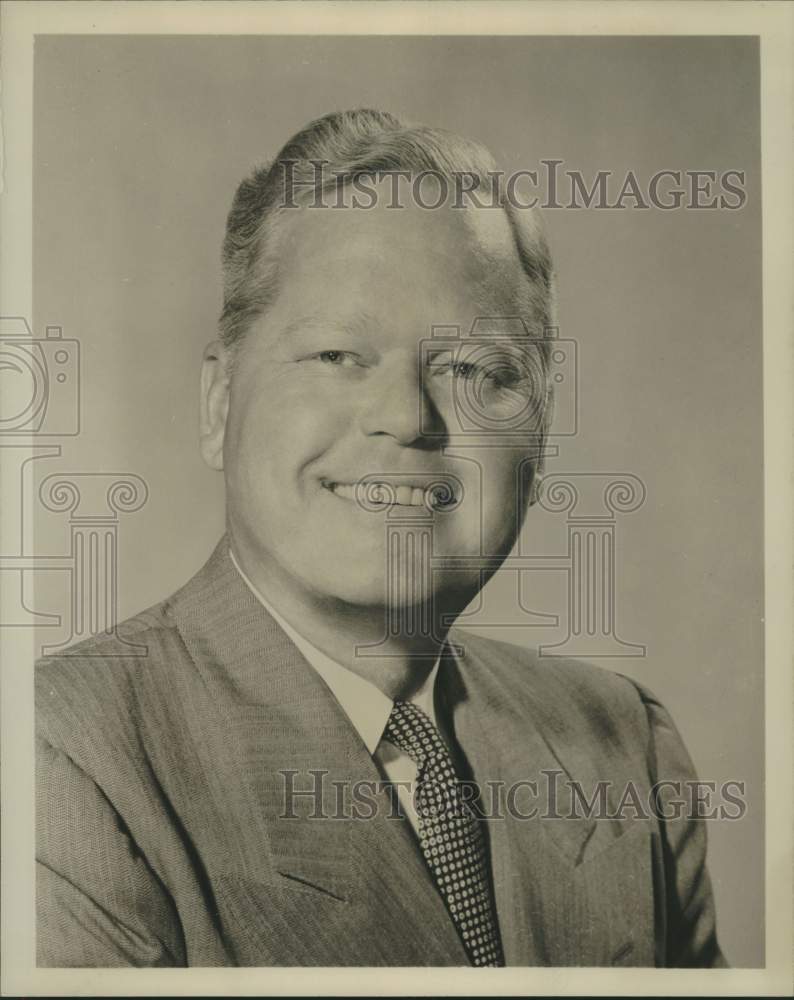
top-left (430, 360), bottom-right (500, 382)
top-left (429, 360), bottom-right (479, 380)
top-left (308, 350), bottom-right (360, 367)
top-left (452, 361), bottom-right (481, 380)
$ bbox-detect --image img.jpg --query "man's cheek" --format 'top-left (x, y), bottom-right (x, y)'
top-left (477, 461), bottom-right (524, 551)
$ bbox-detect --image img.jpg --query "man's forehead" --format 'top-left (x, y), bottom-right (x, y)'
top-left (272, 309), bottom-right (539, 351)
top-left (276, 188), bottom-right (522, 280)
top-left (264, 205), bottom-right (528, 344)
top-left (275, 310), bottom-right (380, 342)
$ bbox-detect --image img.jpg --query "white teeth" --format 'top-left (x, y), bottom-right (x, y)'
top-left (326, 481), bottom-right (453, 508)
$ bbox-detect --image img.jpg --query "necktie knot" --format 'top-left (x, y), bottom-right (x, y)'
top-left (385, 700), bottom-right (446, 769)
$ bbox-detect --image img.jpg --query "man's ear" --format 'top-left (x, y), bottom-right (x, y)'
top-left (200, 340), bottom-right (231, 471)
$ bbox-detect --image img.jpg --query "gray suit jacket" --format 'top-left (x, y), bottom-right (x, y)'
top-left (36, 537), bottom-right (725, 967)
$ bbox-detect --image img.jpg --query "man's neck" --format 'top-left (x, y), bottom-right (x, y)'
top-left (229, 542), bottom-right (466, 703)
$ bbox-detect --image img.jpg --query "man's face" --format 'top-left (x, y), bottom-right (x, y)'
top-left (205, 187), bottom-right (546, 609)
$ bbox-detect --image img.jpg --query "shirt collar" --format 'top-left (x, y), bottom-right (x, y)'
top-left (229, 547), bottom-right (441, 754)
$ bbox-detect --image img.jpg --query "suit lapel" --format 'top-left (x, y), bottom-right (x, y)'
top-left (168, 538), bottom-right (468, 964)
top-left (446, 635), bottom-right (655, 967)
top-left (167, 540), bottom-right (653, 966)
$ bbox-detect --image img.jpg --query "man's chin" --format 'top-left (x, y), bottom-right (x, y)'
top-left (307, 568), bottom-right (477, 616)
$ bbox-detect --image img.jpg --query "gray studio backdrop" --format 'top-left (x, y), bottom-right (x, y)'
top-left (31, 35), bottom-right (763, 966)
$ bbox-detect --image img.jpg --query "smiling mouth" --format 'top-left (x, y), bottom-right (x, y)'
top-left (322, 480), bottom-right (458, 510)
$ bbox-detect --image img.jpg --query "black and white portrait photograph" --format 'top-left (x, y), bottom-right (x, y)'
top-left (1, 1), bottom-right (791, 996)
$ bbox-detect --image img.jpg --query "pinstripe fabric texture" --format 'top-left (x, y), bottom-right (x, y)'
top-left (35, 537), bottom-right (726, 968)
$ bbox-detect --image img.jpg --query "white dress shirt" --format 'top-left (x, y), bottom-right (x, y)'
top-left (229, 549), bottom-right (444, 833)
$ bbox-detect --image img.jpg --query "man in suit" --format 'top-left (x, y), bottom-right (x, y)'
top-left (36, 109), bottom-right (726, 968)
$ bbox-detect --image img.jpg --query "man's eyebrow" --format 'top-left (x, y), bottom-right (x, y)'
top-left (275, 311), bottom-right (379, 343)
top-left (451, 332), bottom-right (539, 357)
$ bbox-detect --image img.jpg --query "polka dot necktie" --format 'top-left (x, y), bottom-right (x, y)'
top-left (385, 700), bottom-right (505, 967)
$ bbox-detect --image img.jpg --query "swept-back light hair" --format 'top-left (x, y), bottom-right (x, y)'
top-left (220, 108), bottom-right (556, 351)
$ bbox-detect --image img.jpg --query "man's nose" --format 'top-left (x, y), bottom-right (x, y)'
top-left (358, 354), bottom-right (444, 447)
